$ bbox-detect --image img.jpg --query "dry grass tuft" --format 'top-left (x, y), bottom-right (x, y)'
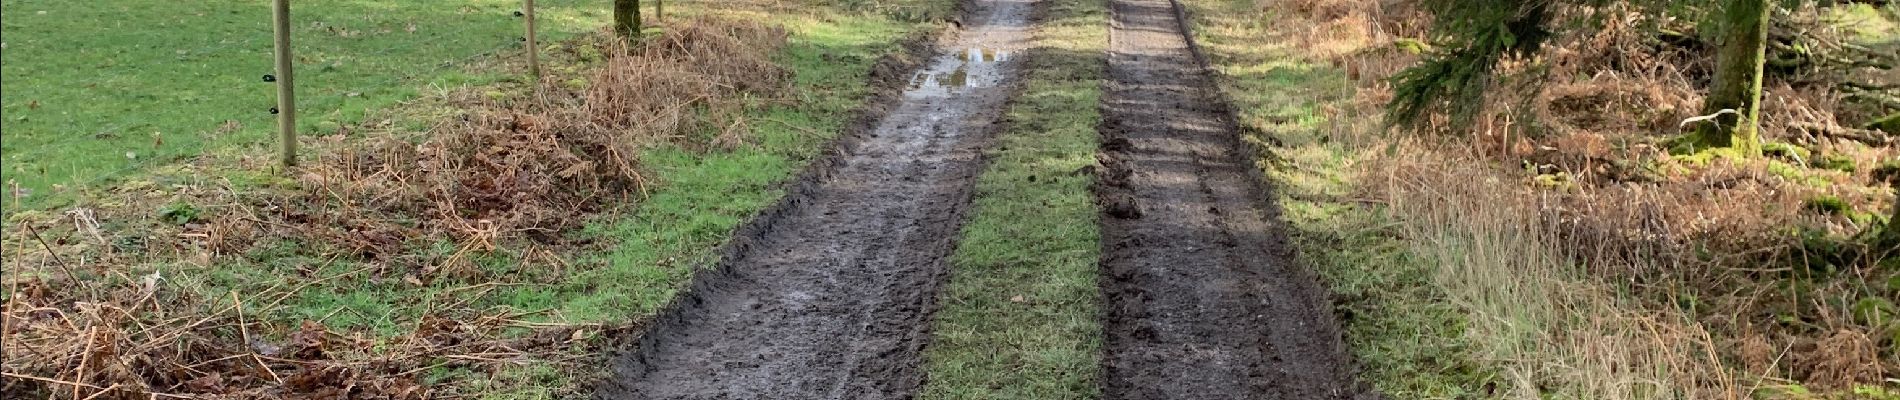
top-left (3, 271), bottom-right (429, 399)
top-left (1369, 147), bottom-right (1745, 399)
top-left (1799, 329), bottom-right (1885, 389)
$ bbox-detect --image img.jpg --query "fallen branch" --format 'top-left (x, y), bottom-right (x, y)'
top-left (1790, 122), bottom-right (1892, 146)
top-left (1844, 91), bottom-right (1900, 111)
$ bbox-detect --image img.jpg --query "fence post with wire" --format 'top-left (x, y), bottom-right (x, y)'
top-left (4, 0), bottom-right (608, 212)
top-left (526, 0), bottom-right (541, 81)
top-left (271, 0), bottom-right (297, 168)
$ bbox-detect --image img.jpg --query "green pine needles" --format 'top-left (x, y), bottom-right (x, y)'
top-left (1387, 0), bottom-right (1556, 130)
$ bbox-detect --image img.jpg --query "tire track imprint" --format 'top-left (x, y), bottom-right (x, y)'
top-left (1094, 0), bottom-right (1371, 398)
top-left (595, 1), bottom-right (1037, 398)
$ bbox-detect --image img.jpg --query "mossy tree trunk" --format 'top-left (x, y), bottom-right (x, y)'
top-left (614, 0), bottom-right (641, 40)
top-left (1693, 0), bottom-right (1770, 156)
top-left (1887, 191), bottom-right (1900, 246)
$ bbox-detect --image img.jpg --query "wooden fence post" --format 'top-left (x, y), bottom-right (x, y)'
top-left (271, 0), bottom-right (297, 168)
top-left (526, 0), bottom-right (540, 80)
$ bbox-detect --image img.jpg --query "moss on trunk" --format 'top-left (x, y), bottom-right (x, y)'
top-left (1885, 191), bottom-right (1900, 247)
top-left (614, 0), bottom-right (642, 39)
top-left (1692, 0), bottom-right (1770, 156)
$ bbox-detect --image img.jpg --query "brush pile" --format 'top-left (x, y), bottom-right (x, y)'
top-left (2, 18), bottom-right (789, 399)
top-left (253, 19), bottom-right (789, 266)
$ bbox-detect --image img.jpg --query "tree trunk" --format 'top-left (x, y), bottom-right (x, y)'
top-left (614, 0), bottom-right (641, 39)
top-left (1692, 0), bottom-right (1770, 156)
top-left (1884, 191), bottom-right (1900, 240)
top-left (1884, 191), bottom-right (1900, 249)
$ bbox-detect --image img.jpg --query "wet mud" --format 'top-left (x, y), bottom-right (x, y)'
top-left (594, 0), bottom-right (1037, 398)
top-left (1094, 0), bottom-right (1371, 398)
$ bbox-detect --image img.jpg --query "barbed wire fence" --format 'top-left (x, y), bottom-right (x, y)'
top-left (4, 0), bottom-right (612, 210)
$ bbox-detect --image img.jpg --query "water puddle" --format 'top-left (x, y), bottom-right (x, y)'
top-left (906, 48), bottom-right (1013, 95)
top-left (957, 47), bottom-right (1011, 63)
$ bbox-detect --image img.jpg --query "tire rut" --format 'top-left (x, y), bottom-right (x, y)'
top-left (1094, 0), bottom-right (1368, 398)
top-left (594, 1), bottom-right (1037, 398)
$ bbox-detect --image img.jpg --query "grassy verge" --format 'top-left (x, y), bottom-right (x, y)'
top-left (1, 2), bottom-right (955, 398)
top-left (917, 0), bottom-right (1106, 398)
top-left (485, 6), bottom-right (938, 329)
top-left (0, 0), bottom-right (614, 211)
top-left (1176, 0), bottom-right (1496, 395)
top-left (1186, 0), bottom-right (1900, 398)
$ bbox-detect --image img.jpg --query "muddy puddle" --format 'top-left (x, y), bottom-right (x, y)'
top-left (906, 48), bottom-right (1013, 94)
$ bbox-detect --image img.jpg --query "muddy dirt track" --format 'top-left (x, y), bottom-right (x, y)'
top-left (1094, 0), bottom-right (1369, 398)
top-left (594, 0), bottom-right (1035, 398)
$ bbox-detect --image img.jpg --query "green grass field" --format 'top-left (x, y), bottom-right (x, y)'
top-left (0, 0), bottom-right (609, 211)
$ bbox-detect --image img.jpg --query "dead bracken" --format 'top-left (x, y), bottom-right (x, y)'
top-left (1287, 0), bottom-right (1897, 393)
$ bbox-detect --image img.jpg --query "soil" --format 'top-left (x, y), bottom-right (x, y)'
top-left (593, 1), bottom-right (1036, 398)
top-left (1094, 0), bottom-right (1372, 398)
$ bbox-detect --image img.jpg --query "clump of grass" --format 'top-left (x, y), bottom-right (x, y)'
top-left (1811, 153), bottom-right (1859, 172)
top-left (1764, 142), bottom-right (1813, 162)
top-left (1806, 195), bottom-right (1853, 216)
top-left (1373, 148), bottom-right (1743, 398)
top-left (1873, 159), bottom-right (1900, 184)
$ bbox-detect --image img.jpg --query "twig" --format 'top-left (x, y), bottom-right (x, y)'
top-left (0, 371), bottom-right (190, 399)
top-left (175, 353), bottom-right (254, 372)
top-left (2, 273), bottom-right (21, 355)
top-left (74, 327), bottom-right (95, 399)
top-left (500, 319), bottom-right (602, 328)
top-left (0, 372), bottom-right (104, 390)
top-left (76, 384), bottom-right (122, 400)
top-left (761, 117), bottom-right (827, 138)
top-left (231, 292), bottom-right (284, 386)
top-left (21, 222), bottom-right (98, 300)
top-left (129, 301), bottom-right (241, 353)
top-left (1790, 122), bottom-right (1891, 146)
top-left (64, 208), bottom-right (108, 247)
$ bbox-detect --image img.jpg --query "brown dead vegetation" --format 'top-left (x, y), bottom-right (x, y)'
top-left (249, 20), bottom-right (788, 266)
top-left (2, 18), bottom-right (789, 399)
top-left (1277, 0), bottom-right (1897, 394)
